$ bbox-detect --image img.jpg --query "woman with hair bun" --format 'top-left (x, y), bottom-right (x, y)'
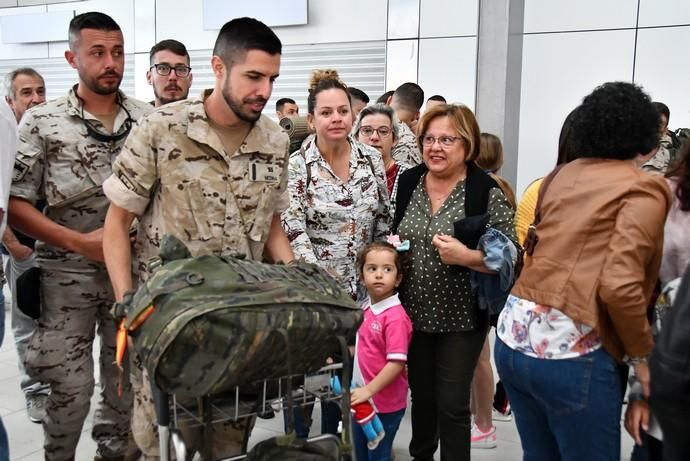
top-left (281, 69), bottom-right (391, 301)
top-left (281, 71), bottom-right (391, 438)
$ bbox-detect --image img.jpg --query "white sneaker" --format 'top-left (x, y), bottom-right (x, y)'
top-left (492, 407), bottom-right (513, 422)
top-left (471, 423), bottom-right (497, 449)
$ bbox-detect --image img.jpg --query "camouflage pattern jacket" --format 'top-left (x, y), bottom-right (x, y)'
top-left (281, 137), bottom-right (392, 299)
top-left (11, 85), bottom-right (151, 269)
top-left (642, 133), bottom-right (673, 175)
top-left (103, 89), bottom-right (290, 279)
top-left (391, 120), bottom-right (422, 166)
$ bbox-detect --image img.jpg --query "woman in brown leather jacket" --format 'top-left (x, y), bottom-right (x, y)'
top-left (494, 81), bottom-right (672, 461)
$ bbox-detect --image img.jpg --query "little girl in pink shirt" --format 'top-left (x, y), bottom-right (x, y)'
top-left (352, 240), bottom-right (413, 461)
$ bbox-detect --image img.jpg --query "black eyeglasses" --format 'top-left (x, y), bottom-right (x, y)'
top-left (360, 126), bottom-right (392, 138)
top-left (81, 102), bottom-right (133, 143)
top-left (150, 63), bottom-right (192, 77)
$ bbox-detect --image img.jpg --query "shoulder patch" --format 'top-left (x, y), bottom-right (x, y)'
top-left (13, 159), bottom-right (29, 182)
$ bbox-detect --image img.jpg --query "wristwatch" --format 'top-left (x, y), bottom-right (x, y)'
top-left (623, 355), bottom-right (648, 367)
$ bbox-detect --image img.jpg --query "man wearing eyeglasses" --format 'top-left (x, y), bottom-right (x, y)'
top-left (147, 39), bottom-right (193, 107)
top-left (102, 16), bottom-right (293, 460)
top-left (7, 11), bottom-right (151, 461)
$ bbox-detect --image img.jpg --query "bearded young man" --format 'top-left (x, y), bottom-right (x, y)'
top-left (102, 16), bottom-right (293, 459)
top-left (8, 12), bottom-right (151, 461)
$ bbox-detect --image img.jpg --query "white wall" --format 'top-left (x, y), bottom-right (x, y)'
top-left (515, 0), bottom-right (688, 196)
top-left (1, 0), bottom-right (688, 195)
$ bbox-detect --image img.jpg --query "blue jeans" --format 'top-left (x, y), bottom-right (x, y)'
top-left (494, 338), bottom-right (622, 461)
top-left (1, 285), bottom-right (9, 461)
top-left (283, 399), bottom-right (342, 438)
top-left (353, 408), bottom-right (405, 461)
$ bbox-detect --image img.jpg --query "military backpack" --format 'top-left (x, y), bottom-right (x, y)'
top-left (117, 236), bottom-right (362, 399)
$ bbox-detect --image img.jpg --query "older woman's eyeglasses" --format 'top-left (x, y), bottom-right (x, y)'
top-left (420, 135), bottom-right (462, 147)
top-left (150, 63), bottom-right (192, 77)
top-left (360, 126), bottom-right (392, 138)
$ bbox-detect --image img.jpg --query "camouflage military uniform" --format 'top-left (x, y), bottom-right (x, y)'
top-left (391, 120), bottom-right (422, 166)
top-left (103, 89), bottom-right (290, 460)
top-left (10, 85), bottom-right (151, 460)
top-left (642, 133), bottom-right (672, 175)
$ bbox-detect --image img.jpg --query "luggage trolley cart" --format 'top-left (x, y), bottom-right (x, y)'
top-left (151, 336), bottom-right (355, 461)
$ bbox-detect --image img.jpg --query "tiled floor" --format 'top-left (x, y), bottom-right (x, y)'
top-left (1, 302), bottom-right (635, 460)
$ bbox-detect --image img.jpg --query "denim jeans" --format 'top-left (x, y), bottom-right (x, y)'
top-left (7, 252), bottom-right (49, 396)
top-left (353, 408), bottom-right (405, 461)
top-left (494, 338), bottom-right (622, 461)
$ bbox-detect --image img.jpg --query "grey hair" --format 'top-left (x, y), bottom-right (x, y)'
top-left (353, 103), bottom-right (400, 140)
top-left (4, 68), bottom-right (44, 100)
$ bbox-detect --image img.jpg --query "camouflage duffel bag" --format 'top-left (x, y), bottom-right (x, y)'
top-left (118, 237), bottom-right (361, 399)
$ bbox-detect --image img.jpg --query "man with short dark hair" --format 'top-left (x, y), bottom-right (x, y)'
top-left (103, 16), bottom-right (293, 459)
top-left (2, 67), bottom-right (50, 425)
top-left (276, 96), bottom-right (298, 118)
top-left (389, 82), bottom-right (424, 165)
top-left (8, 12), bottom-right (152, 461)
top-left (426, 94), bottom-right (446, 111)
top-left (376, 90), bottom-right (394, 105)
top-left (642, 101), bottom-right (677, 175)
top-left (347, 87), bottom-right (369, 118)
top-left (147, 39), bottom-right (193, 106)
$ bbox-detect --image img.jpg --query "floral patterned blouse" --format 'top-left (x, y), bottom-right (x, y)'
top-left (281, 136), bottom-right (392, 300)
top-left (497, 294), bottom-right (602, 359)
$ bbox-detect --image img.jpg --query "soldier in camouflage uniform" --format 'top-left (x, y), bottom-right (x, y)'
top-left (393, 120), bottom-right (422, 166)
top-left (389, 83), bottom-right (424, 166)
top-left (8, 12), bottom-right (152, 461)
top-left (102, 17), bottom-right (294, 460)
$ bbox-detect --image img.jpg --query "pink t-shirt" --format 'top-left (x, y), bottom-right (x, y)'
top-left (353, 294), bottom-right (413, 414)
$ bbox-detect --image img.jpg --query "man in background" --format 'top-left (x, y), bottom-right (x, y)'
top-left (388, 82), bottom-right (424, 165)
top-left (347, 87), bottom-right (369, 119)
top-left (276, 97), bottom-right (299, 119)
top-left (2, 67), bottom-right (50, 424)
top-left (425, 94), bottom-right (446, 111)
top-left (147, 39), bottom-right (193, 107)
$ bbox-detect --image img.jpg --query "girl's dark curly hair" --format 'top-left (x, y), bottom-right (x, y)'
top-left (666, 141), bottom-right (690, 211)
top-left (570, 82), bottom-right (659, 161)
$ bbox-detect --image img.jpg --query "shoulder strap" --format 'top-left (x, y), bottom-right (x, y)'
top-left (524, 163), bottom-right (566, 255)
top-left (533, 164), bottom-right (565, 227)
top-left (298, 146), bottom-right (311, 193)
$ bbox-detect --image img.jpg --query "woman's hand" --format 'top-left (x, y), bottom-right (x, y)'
top-left (624, 400), bottom-right (649, 446)
top-left (432, 233), bottom-right (469, 265)
top-left (351, 385), bottom-right (374, 406)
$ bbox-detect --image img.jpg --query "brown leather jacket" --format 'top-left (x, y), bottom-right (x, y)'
top-left (513, 158), bottom-right (672, 361)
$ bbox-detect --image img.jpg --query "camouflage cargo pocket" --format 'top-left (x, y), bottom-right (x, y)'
top-left (24, 327), bottom-right (67, 382)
